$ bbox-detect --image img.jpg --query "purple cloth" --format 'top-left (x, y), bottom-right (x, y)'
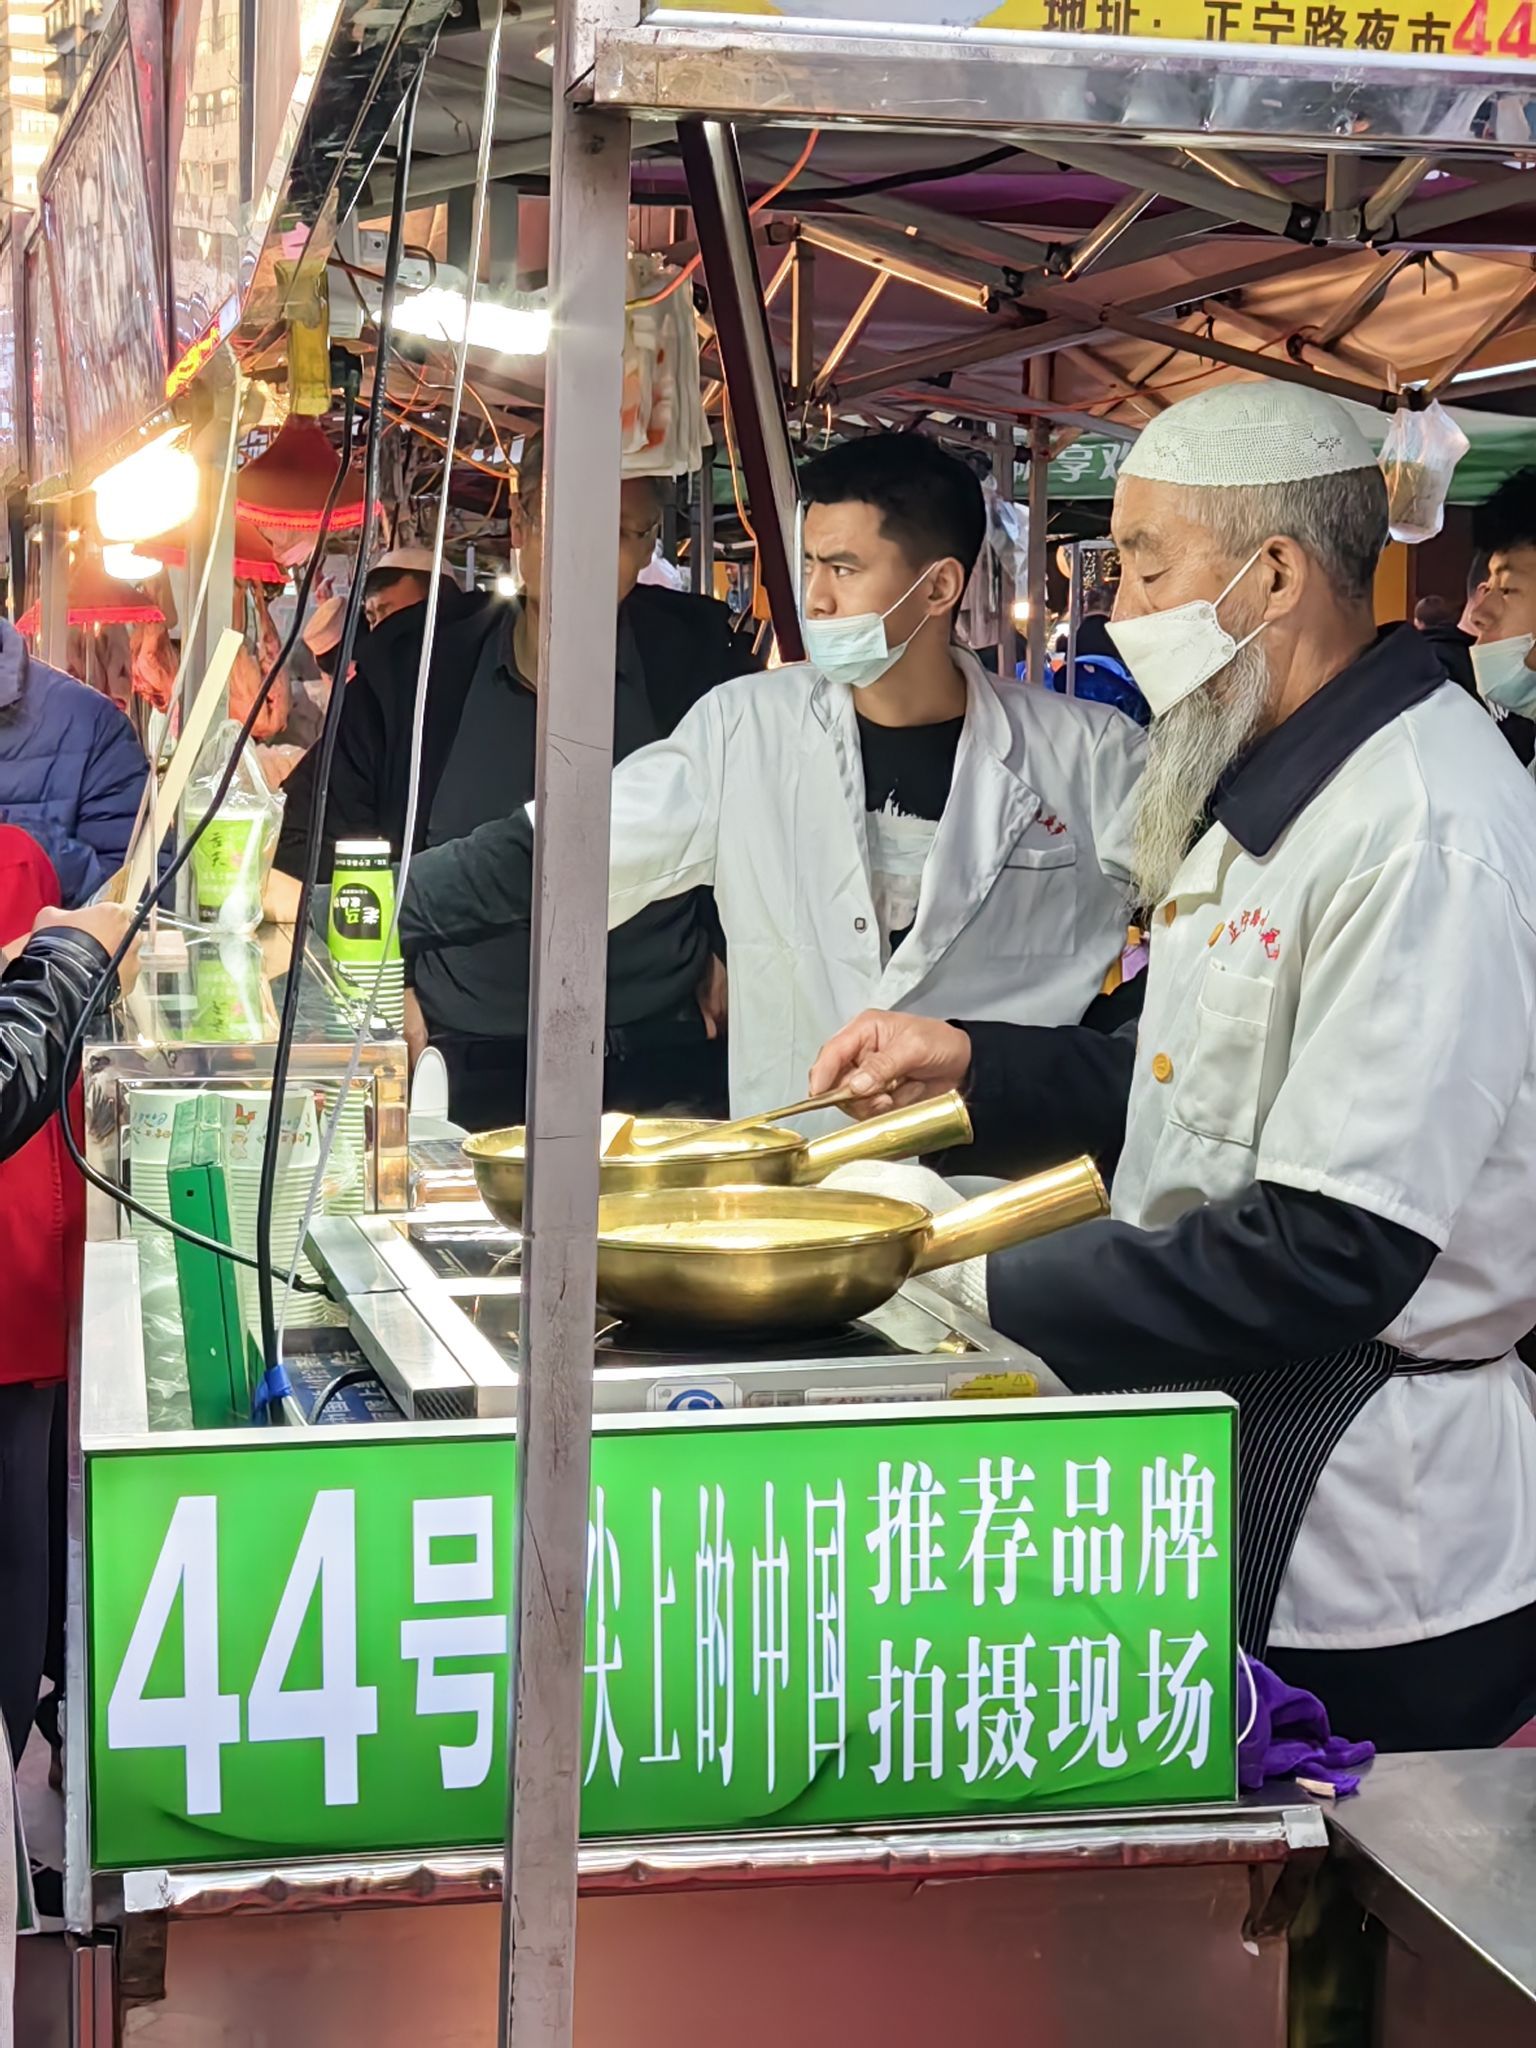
top-left (1237, 1657), bottom-right (1375, 1798)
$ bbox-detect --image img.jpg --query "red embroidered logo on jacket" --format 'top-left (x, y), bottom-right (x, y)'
top-left (1208, 908), bottom-right (1281, 961)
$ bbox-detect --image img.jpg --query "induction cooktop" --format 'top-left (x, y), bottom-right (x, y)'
top-left (306, 1208), bottom-right (1050, 1421)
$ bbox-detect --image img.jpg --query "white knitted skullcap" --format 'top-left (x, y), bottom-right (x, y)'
top-left (1120, 379), bottom-right (1378, 488)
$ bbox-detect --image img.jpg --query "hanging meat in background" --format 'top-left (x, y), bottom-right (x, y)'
top-left (67, 624), bottom-right (133, 710)
top-left (130, 620), bottom-right (178, 715)
top-left (228, 639), bottom-right (291, 746)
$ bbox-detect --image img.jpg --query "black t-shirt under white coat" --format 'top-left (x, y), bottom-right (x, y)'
top-left (856, 710), bottom-right (964, 956)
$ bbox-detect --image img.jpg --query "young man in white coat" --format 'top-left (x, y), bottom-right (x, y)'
top-left (399, 434), bottom-right (1146, 1116)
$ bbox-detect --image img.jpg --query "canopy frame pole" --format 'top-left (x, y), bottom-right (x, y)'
top-left (497, 38), bottom-right (632, 2047)
top-left (38, 504), bottom-right (66, 668)
top-left (1061, 189), bottom-right (1158, 281)
top-left (1304, 251), bottom-right (1417, 350)
top-left (1025, 356), bottom-right (1049, 691)
top-left (1425, 267), bottom-right (1536, 398)
top-left (680, 118), bottom-right (804, 659)
top-left (811, 270), bottom-right (891, 400)
top-left (995, 423), bottom-right (1019, 678)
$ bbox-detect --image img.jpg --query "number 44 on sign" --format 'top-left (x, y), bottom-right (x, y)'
top-left (108, 1489), bottom-right (505, 1816)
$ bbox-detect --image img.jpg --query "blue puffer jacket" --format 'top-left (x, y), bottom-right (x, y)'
top-left (0, 619), bottom-right (149, 906)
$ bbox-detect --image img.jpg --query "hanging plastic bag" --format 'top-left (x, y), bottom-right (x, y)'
top-left (622, 253), bottom-right (711, 477)
top-left (1380, 400), bottom-right (1469, 544)
top-left (184, 719), bottom-right (285, 933)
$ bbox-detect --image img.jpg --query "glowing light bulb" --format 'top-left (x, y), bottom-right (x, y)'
top-left (93, 429), bottom-right (199, 542)
top-left (102, 543), bottom-right (163, 582)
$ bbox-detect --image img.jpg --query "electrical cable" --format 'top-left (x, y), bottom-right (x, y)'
top-left (277, 8), bottom-right (506, 1362)
top-left (54, 362), bottom-right (360, 1288)
top-left (635, 144), bottom-right (1022, 210)
top-left (305, 1364), bottom-right (376, 1424)
top-left (254, 65), bottom-right (426, 1380)
top-left (627, 129), bottom-right (821, 310)
top-left (1237, 1648), bottom-right (1259, 1747)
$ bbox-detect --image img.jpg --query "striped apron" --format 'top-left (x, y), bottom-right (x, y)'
top-left (1145, 1342), bottom-right (1492, 1650)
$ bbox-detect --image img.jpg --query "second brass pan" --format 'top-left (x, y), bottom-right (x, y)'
top-left (593, 1159), bottom-right (1107, 1331)
top-left (464, 1091), bottom-right (973, 1230)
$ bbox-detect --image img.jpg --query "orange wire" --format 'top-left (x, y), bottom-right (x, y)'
top-left (720, 396), bottom-right (756, 547)
top-left (627, 129), bottom-right (821, 310)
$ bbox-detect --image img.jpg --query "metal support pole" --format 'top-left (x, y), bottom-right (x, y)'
top-left (186, 382), bottom-right (238, 692)
top-left (3, 497), bottom-right (23, 620)
top-left (1097, 305), bottom-right (1395, 411)
top-left (993, 425), bottom-right (1018, 677)
top-left (790, 238), bottom-right (816, 404)
top-left (489, 181), bottom-right (521, 284)
top-left (38, 503), bottom-right (66, 668)
top-left (810, 270), bottom-right (890, 399)
top-left (691, 455), bottom-right (715, 596)
top-left (1025, 359), bottom-right (1049, 690)
top-left (1065, 544), bottom-right (1082, 698)
top-left (1362, 154), bottom-right (1437, 237)
top-left (447, 186), bottom-right (476, 273)
top-left (498, 71), bottom-right (632, 2048)
top-left (1061, 189), bottom-right (1156, 282)
top-left (679, 119), bottom-right (803, 660)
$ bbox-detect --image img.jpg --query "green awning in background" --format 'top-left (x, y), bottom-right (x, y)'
top-left (1044, 408), bottom-right (1534, 505)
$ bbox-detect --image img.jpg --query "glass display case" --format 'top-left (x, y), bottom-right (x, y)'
top-left (83, 919), bottom-right (408, 1242)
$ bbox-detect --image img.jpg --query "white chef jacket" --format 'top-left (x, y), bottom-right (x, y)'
top-left (1118, 676), bottom-right (1536, 1651)
top-left (600, 648), bottom-right (1145, 1116)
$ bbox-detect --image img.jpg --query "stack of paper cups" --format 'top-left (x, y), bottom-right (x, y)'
top-left (126, 1086), bottom-right (189, 1241)
top-left (219, 1088), bottom-right (338, 1337)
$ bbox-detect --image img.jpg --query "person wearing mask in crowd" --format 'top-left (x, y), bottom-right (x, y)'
top-left (809, 381), bottom-right (1536, 1755)
top-left (1466, 467), bottom-right (1536, 768)
top-left (361, 547), bottom-right (442, 629)
top-left (0, 613), bottom-right (148, 906)
top-left (397, 433), bottom-right (1145, 1119)
top-left (272, 562), bottom-right (483, 880)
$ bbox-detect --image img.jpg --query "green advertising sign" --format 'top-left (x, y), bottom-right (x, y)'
top-left (87, 1400), bottom-right (1236, 1871)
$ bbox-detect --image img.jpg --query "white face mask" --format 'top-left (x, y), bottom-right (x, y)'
top-left (1106, 550), bottom-right (1269, 719)
top-left (1472, 633), bottom-right (1536, 717)
top-left (801, 564), bottom-right (936, 690)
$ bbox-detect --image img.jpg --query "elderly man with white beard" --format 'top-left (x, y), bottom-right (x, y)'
top-left (810, 379), bottom-right (1536, 1753)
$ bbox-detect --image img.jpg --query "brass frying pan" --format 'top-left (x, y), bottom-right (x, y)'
top-left (464, 1091), bottom-right (974, 1231)
top-left (592, 1157), bottom-right (1108, 1332)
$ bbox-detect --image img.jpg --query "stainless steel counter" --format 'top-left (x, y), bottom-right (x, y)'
top-left (1329, 1750), bottom-right (1536, 2043)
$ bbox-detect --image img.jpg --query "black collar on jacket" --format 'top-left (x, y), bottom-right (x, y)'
top-left (1211, 623), bottom-right (1449, 858)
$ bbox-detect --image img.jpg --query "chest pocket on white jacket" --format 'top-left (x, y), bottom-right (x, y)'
top-left (1000, 841), bottom-right (1077, 955)
top-left (1168, 965), bottom-right (1273, 1148)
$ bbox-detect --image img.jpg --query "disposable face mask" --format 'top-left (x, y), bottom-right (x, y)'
top-left (801, 564), bottom-right (936, 690)
top-left (1472, 633), bottom-right (1536, 717)
top-left (1106, 550), bottom-right (1268, 719)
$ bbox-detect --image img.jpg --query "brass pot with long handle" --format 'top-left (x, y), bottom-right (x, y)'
top-left (591, 1156), bottom-right (1108, 1331)
top-left (463, 1091), bottom-right (974, 1231)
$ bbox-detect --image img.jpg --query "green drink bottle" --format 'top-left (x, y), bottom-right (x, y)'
top-left (327, 839), bottom-right (404, 1028)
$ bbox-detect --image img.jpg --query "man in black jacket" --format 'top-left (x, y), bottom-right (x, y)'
top-left (277, 449), bottom-right (754, 1129)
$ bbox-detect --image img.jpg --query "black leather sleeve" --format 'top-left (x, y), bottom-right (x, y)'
top-left (0, 928), bottom-right (110, 1162)
top-left (398, 808), bottom-right (535, 956)
top-left (986, 1180), bottom-right (1438, 1387)
top-left (952, 1017), bottom-right (1137, 1179)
